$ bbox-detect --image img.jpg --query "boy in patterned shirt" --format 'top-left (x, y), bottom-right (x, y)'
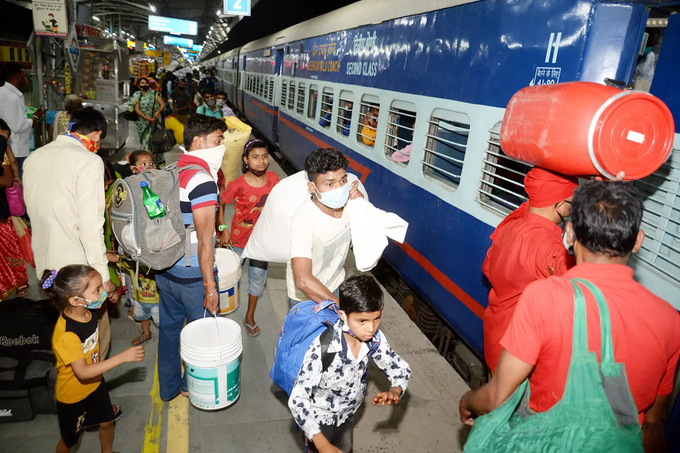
top-left (288, 275), bottom-right (411, 453)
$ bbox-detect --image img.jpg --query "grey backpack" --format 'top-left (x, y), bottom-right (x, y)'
top-left (110, 163), bottom-right (207, 270)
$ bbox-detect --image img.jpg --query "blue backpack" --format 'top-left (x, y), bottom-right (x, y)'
top-left (270, 300), bottom-right (380, 395)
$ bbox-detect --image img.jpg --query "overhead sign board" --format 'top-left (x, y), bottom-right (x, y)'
top-left (192, 44), bottom-right (203, 52)
top-left (33, 0), bottom-right (68, 38)
top-left (224, 0), bottom-right (251, 16)
top-left (163, 36), bottom-right (193, 48)
top-left (149, 15), bottom-right (198, 35)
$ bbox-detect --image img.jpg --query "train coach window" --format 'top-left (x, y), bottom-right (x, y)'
top-left (385, 100), bottom-right (417, 165)
top-left (423, 109), bottom-right (469, 187)
top-left (308, 85), bottom-right (318, 120)
top-left (631, 147), bottom-right (680, 285)
top-left (268, 77), bottom-right (274, 103)
top-left (264, 78), bottom-right (270, 101)
top-left (281, 81), bottom-right (288, 107)
top-left (297, 82), bottom-right (306, 115)
top-left (319, 87), bottom-right (334, 129)
top-left (288, 83), bottom-right (296, 111)
top-left (477, 122), bottom-right (533, 216)
top-left (259, 75), bottom-right (264, 97)
top-left (357, 95), bottom-right (380, 148)
top-left (336, 91), bottom-right (354, 138)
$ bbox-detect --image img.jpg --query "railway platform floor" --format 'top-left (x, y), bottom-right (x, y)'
top-left (1, 128), bottom-right (472, 452)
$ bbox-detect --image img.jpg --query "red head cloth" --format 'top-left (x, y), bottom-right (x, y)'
top-left (524, 167), bottom-right (578, 208)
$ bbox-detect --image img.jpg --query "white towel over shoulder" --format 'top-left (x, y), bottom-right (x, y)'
top-left (345, 198), bottom-right (408, 272)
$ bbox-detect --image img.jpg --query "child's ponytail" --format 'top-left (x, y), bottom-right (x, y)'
top-left (40, 265), bottom-right (97, 311)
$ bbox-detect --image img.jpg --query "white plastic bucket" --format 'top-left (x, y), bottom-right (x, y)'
top-left (180, 316), bottom-right (243, 411)
top-left (215, 248), bottom-right (241, 315)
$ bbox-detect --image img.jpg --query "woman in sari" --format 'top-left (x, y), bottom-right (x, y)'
top-left (130, 77), bottom-right (165, 152)
top-left (0, 130), bottom-right (34, 300)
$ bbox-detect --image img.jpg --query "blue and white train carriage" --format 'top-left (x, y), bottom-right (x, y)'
top-left (209, 0), bottom-right (680, 442)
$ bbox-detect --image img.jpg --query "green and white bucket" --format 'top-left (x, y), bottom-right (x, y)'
top-left (180, 316), bottom-right (243, 410)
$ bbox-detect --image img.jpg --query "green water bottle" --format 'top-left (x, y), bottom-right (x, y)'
top-left (140, 181), bottom-right (166, 219)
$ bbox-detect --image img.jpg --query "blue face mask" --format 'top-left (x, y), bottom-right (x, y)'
top-left (314, 182), bottom-right (351, 209)
top-left (76, 291), bottom-right (108, 310)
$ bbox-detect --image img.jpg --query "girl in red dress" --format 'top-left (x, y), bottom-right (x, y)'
top-left (219, 140), bottom-right (280, 336)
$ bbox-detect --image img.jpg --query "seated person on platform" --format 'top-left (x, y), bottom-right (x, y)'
top-left (361, 106), bottom-right (379, 146)
top-left (287, 148), bottom-right (364, 308)
top-left (289, 275), bottom-right (411, 453)
top-left (459, 181), bottom-right (680, 452)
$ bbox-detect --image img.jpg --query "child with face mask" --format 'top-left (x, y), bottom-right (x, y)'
top-left (42, 265), bottom-right (145, 453)
top-left (113, 150), bottom-right (161, 344)
top-left (218, 140), bottom-right (280, 336)
top-left (289, 275), bottom-right (411, 453)
top-left (215, 91), bottom-right (235, 118)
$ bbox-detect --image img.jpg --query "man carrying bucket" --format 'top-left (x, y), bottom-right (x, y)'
top-left (156, 114), bottom-right (227, 401)
top-left (482, 167), bottom-right (578, 373)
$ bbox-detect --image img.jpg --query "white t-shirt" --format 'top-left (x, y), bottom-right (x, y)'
top-left (286, 198), bottom-right (351, 301)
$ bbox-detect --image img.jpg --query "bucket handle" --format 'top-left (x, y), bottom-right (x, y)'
top-left (228, 245), bottom-right (243, 279)
top-left (203, 308), bottom-right (224, 361)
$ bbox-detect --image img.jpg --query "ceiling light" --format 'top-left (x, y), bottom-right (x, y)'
top-left (93, 16), bottom-right (101, 21)
top-left (149, 3), bottom-right (156, 12)
top-left (210, 26), bottom-right (213, 30)
top-left (216, 9), bottom-right (221, 15)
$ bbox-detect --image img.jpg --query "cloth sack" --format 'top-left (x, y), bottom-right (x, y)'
top-left (345, 198), bottom-right (408, 272)
top-left (221, 116), bottom-right (252, 185)
top-left (164, 115), bottom-right (185, 145)
top-left (242, 171), bottom-right (367, 264)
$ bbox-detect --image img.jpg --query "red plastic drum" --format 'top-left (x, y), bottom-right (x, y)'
top-left (499, 82), bottom-right (675, 180)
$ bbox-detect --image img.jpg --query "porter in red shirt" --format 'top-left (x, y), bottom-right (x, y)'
top-left (483, 168), bottom-right (578, 371)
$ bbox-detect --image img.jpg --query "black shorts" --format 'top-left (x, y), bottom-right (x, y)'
top-left (57, 380), bottom-right (115, 448)
top-left (306, 417), bottom-right (354, 453)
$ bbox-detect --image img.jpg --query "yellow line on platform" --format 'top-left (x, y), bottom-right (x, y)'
top-left (142, 357), bottom-right (164, 453)
top-left (166, 393), bottom-right (190, 453)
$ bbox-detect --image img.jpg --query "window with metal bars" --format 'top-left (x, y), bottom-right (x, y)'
top-left (268, 77), bottom-right (274, 103)
top-left (319, 87), bottom-right (333, 128)
top-left (631, 148), bottom-right (680, 285)
top-left (477, 122), bottom-right (533, 216)
top-left (258, 75), bottom-right (263, 96)
top-left (264, 78), bottom-right (269, 101)
top-left (288, 83), bottom-right (296, 110)
top-left (308, 85), bottom-right (318, 119)
top-left (297, 82), bottom-right (306, 115)
top-left (385, 101), bottom-right (416, 163)
top-left (357, 95), bottom-right (380, 148)
top-left (336, 91), bottom-right (353, 137)
top-left (423, 109), bottom-right (470, 187)
top-left (281, 81), bottom-right (288, 107)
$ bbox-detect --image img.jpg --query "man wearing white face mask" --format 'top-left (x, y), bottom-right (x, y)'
top-left (156, 114), bottom-right (227, 401)
top-left (287, 148), bottom-right (364, 308)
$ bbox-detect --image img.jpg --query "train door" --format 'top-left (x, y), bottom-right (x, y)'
top-left (240, 55), bottom-right (247, 112)
top-left (231, 58), bottom-right (238, 106)
top-left (273, 47), bottom-right (285, 145)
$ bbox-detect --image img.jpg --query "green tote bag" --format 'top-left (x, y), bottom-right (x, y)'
top-left (464, 278), bottom-right (643, 453)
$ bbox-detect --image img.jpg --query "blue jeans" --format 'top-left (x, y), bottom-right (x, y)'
top-left (232, 247), bottom-right (268, 297)
top-left (156, 273), bottom-right (217, 401)
top-left (15, 156), bottom-right (26, 180)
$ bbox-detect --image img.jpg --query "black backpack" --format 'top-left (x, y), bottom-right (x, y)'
top-left (0, 298), bottom-right (59, 423)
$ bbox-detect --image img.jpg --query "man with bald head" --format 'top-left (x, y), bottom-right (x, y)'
top-left (482, 167), bottom-right (579, 372)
